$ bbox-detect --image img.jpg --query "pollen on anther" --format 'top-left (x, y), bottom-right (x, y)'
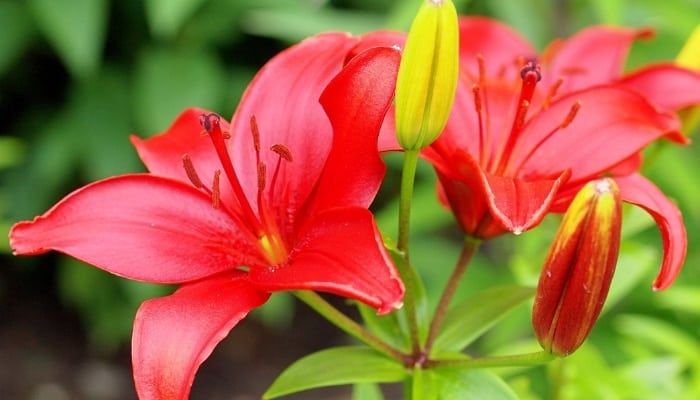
top-left (472, 84), bottom-right (482, 112)
top-left (271, 144), bottom-right (293, 162)
top-left (476, 54), bottom-right (486, 83)
top-left (182, 154), bottom-right (204, 189)
top-left (560, 101), bottom-right (581, 129)
top-left (211, 170), bottom-right (221, 209)
top-left (250, 115), bottom-right (261, 152)
top-left (257, 162), bottom-right (267, 191)
top-left (544, 78), bottom-right (564, 108)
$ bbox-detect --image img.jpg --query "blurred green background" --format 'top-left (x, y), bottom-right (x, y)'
top-left (1, 0), bottom-right (699, 399)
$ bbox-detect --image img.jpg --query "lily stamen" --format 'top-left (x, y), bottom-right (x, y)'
top-left (543, 77), bottom-right (564, 109)
top-left (182, 154), bottom-right (204, 189)
top-left (515, 101), bottom-right (583, 172)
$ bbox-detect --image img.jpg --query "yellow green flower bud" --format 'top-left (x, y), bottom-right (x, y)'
top-left (532, 178), bottom-right (622, 356)
top-left (677, 24), bottom-right (700, 135)
top-left (395, 0), bottom-right (459, 150)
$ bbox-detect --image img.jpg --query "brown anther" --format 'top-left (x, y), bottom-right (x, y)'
top-left (476, 54), bottom-right (486, 83)
top-left (561, 66), bottom-right (587, 77)
top-left (544, 78), bottom-right (564, 108)
top-left (257, 162), bottom-right (267, 192)
top-left (211, 170), bottom-right (221, 209)
top-left (472, 84), bottom-right (482, 113)
top-left (541, 38), bottom-right (564, 65)
top-left (560, 101), bottom-right (581, 129)
top-left (271, 144), bottom-right (293, 162)
top-left (182, 154), bottom-right (204, 189)
top-left (250, 115), bottom-right (261, 152)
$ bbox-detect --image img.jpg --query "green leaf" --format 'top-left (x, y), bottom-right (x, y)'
top-left (0, 2), bottom-right (35, 76)
top-left (133, 47), bottom-right (227, 135)
top-left (145, 0), bottom-right (210, 39)
top-left (352, 382), bottom-right (385, 400)
top-left (28, 0), bottom-right (108, 78)
top-left (0, 222), bottom-right (11, 253)
top-left (614, 314), bottom-right (700, 362)
top-left (0, 137), bottom-right (26, 170)
top-left (656, 285), bottom-right (700, 315)
top-left (433, 285), bottom-right (534, 353)
top-left (589, 0), bottom-right (624, 24)
top-left (602, 241), bottom-right (656, 313)
top-left (241, 7), bottom-right (384, 43)
top-left (357, 301), bottom-right (410, 352)
top-left (413, 366), bottom-right (518, 400)
top-left (264, 346), bottom-right (407, 399)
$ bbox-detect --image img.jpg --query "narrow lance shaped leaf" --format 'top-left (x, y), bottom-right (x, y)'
top-left (263, 347), bottom-right (407, 399)
top-left (395, 0), bottom-right (459, 150)
top-left (532, 178), bottom-right (623, 356)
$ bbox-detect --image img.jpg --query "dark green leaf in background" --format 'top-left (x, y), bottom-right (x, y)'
top-left (133, 47), bottom-right (228, 134)
top-left (0, 2), bottom-right (35, 76)
top-left (145, 0), bottom-right (210, 39)
top-left (27, 0), bottom-right (109, 78)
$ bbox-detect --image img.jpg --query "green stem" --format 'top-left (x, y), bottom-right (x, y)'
top-left (398, 149), bottom-right (419, 253)
top-left (294, 291), bottom-right (405, 362)
top-left (426, 351), bottom-right (555, 369)
top-left (397, 149), bottom-right (421, 354)
top-left (423, 236), bottom-right (481, 354)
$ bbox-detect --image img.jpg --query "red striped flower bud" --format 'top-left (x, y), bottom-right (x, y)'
top-left (532, 178), bottom-right (622, 356)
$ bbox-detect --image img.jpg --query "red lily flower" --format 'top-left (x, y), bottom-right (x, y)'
top-left (421, 17), bottom-right (700, 289)
top-left (9, 33), bottom-right (404, 399)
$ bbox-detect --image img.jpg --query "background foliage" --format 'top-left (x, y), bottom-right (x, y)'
top-left (1, 0), bottom-right (699, 398)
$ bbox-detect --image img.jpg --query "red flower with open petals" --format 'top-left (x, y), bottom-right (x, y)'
top-left (422, 17), bottom-right (700, 289)
top-left (9, 33), bottom-right (404, 399)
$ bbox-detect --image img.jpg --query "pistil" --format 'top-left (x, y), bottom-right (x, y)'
top-left (200, 113), bottom-right (263, 235)
top-left (493, 60), bottom-right (541, 175)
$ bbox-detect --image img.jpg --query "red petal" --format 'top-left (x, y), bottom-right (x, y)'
top-left (248, 208), bottom-right (404, 315)
top-left (432, 150), bottom-right (569, 238)
top-left (434, 78), bottom-right (520, 168)
top-left (429, 150), bottom-right (495, 237)
top-left (9, 175), bottom-right (263, 283)
top-left (304, 46), bottom-right (400, 215)
top-left (615, 174), bottom-right (687, 290)
top-left (346, 30), bottom-right (406, 65)
top-left (349, 31), bottom-right (406, 153)
top-left (457, 16), bottom-right (535, 79)
top-left (228, 33), bottom-right (360, 230)
top-left (481, 167), bottom-right (570, 236)
top-left (617, 63), bottom-right (700, 115)
top-left (132, 273), bottom-right (269, 400)
top-left (546, 26), bottom-right (651, 94)
top-left (518, 86), bottom-right (682, 182)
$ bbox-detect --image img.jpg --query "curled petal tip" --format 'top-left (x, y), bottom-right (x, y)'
top-left (377, 299), bottom-right (404, 316)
